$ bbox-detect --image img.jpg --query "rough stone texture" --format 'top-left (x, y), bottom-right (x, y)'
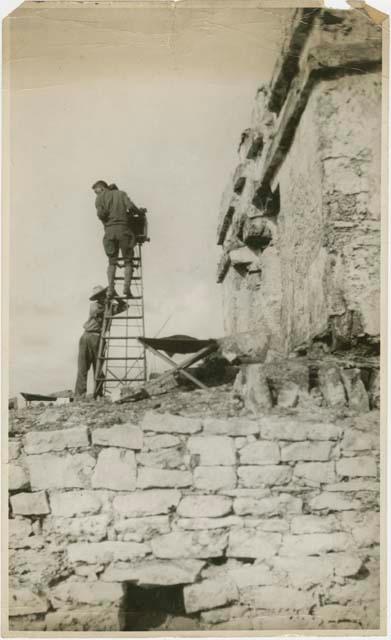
top-left (194, 466), bottom-right (237, 491)
top-left (137, 468), bottom-right (192, 489)
top-left (9, 440), bottom-right (22, 460)
top-left (290, 514), bottom-right (341, 535)
top-left (187, 435), bottom-right (236, 466)
top-left (336, 456), bottom-right (377, 478)
top-left (238, 465), bottom-right (292, 487)
top-left (113, 490), bottom-right (181, 516)
top-left (151, 531), bottom-right (228, 559)
top-left (143, 434), bottom-right (181, 450)
top-left (113, 516), bottom-right (170, 542)
top-left (101, 559), bottom-right (204, 585)
top-left (281, 441), bottom-right (333, 462)
top-left (227, 528), bottom-right (282, 559)
top-left (9, 464), bottom-right (30, 491)
top-left (9, 588), bottom-right (49, 617)
top-left (49, 490), bottom-right (102, 517)
top-left (234, 494), bottom-right (302, 516)
top-left (177, 516), bottom-right (242, 530)
top-left (8, 518), bottom-right (33, 548)
top-left (24, 426), bottom-right (89, 454)
top-left (142, 411), bottom-right (202, 434)
top-left (260, 417), bottom-right (341, 441)
top-left (10, 491), bottom-right (50, 515)
top-left (43, 514), bottom-right (109, 542)
top-left (309, 492), bottom-right (361, 511)
top-left (340, 368), bottom-right (370, 413)
top-left (27, 452), bottom-right (96, 490)
top-left (45, 608), bottom-right (122, 632)
top-left (318, 366), bottom-right (347, 408)
top-left (184, 578), bottom-right (238, 613)
top-left (177, 495), bottom-right (232, 518)
top-left (91, 424), bottom-right (143, 449)
top-left (91, 448), bottom-right (136, 490)
top-left (203, 417), bottom-right (259, 436)
top-left (50, 579), bottom-right (124, 607)
top-left (137, 448), bottom-right (183, 469)
top-left (68, 541), bottom-right (150, 564)
top-left (279, 532), bottom-right (353, 556)
top-left (242, 586), bottom-right (314, 611)
top-left (293, 461), bottom-right (336, 485)
top-left (239, 441), bottom-right (280, 465)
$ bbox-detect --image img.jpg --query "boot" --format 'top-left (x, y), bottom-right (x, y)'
top-left (107, 264), bottom-right (116, 298)
top-left (123, 263), bottom-right (134, 298)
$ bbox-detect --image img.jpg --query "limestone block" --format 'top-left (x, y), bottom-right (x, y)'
top-left (184, 578), bottom-right (238, 613)
top-left (272, 555), bottom-right (332, 588)
top-left (242, 586), bottom-right (314, 611)
top-left (281, 441), bottom-right (332, 462)
top-left (187, 436), bottom-right (236, 466)
top-left (238, 465), bottom-right (292, 487)
top-left (8, 518), bottom-right (33, 548)
top-left (137, 468), bottom-right (192, 489)
top-left (68, 541), bottom-right (150, 564)
top-left (101, 559), bottom-right (204, 585)
top-left (325, 479), bottom-right (379, 492)
top-left (234, 494), bottom-right (302, 516)
top-left (45, 608), bottom-right (122, 631)
top-left (24, 426), bottom-right (89, 454)
top-left (336, 455), bottom-right (377, 478)
top-left (279, 532), bottom-right (352, 556)
top-left (293, 461), bottom-right (336, 485)
top-left (318, 365), bottom-right (346, 408)
top-left (9, 440), bottom-right (22, 460)
top-left (290, 514), bottom-right (341, 535)
top-left (218, 333), bottom-right (270, 365)
top-left (353, 411), bottom-right (380, 433)
top-left (114, 516), bottom-right (170, 542)
top-left (37, 408), bottom-right (64, 425)
top-left (339, 511), bottom-right (380, 547)
top-left (340, 368), bottom-right (370, 412)
top-left (200, 605), bottom-right (250, 624)
top-left (221, 488), bottom-right (271, 498)
top-left (239, 441), bottom-right (280, 465)
top-left (243, 364), bottom-right (273, 413)
top-left (342, 429), bottom-right (378, 452)
top-left (43, 514), bottom-right (109, 542)
top-left (227, 528), bottom-right (281, 559)
top-left (49, 490), bottom-right (102, 517)
top-left (194, 466), bottom-right (237, 491)
top-left (144, 434), bottom-right (181, 450)
top-left (27, 453), bottom-right (96, 490)
top-left (260, 417), bottom-right (342, 441)
top-left (177, 495), bottom-right (232, 518)
top-left (9, 464), bottom-right (29, 491)
top-left (309, 492), bottom-right (361, 511)
top-left (151, 530), bottom-right (228, 559)
top-left (91, 424), bottom-right (143, 449)
top-left (11, 491), bottom-right (50, 515)
top-left (177, 516), bottom-right (242, 530)
top-left (228, 563), bottom-right (276, 589)
top-left (141, 411), bottom-right (202, 434)
top-left (91, 448), bottom-right (136, 490)
top-left (137, 448), bottom-right (183, 469)
top-left (50, 579), bottom-right (124, 607)
top-left (235, 437), bottom-right (247, 449)
top-left (203, 417), bottom-right (259, 436)
top-left (9, 588), bottom-right (49, 617)
top-left (243, 518), bottom-right (289, 532)
top-left (368, 369), bottom-right (380, 409)
top-left (113, 490), bottom-right (181, 516)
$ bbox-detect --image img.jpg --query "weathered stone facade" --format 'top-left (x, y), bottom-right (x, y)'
top-left (8, 400), bottom-right (380, 631)
top-left (217, 8), bottom-right (381, 358)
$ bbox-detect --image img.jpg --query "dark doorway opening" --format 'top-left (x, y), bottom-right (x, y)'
top-left (121, 582), bottom-right (187, 631)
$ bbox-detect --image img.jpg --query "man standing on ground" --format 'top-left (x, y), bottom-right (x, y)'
top-left (74, 285), bottom-right (126, 398)
top-left (92, 180), bottom-right (138, 298)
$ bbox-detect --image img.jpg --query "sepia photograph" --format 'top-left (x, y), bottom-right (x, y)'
top-left (2, 0), bottom-right (388, 634)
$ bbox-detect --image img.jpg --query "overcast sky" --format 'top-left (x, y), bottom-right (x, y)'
top-left (4, 1), bottom-right (288, 396)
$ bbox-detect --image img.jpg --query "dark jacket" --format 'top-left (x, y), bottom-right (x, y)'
top-left (95, 189), bottom-right (137, 228)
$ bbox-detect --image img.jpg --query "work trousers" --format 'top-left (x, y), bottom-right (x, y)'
top-left (74, 331), bottom-right (101, 397)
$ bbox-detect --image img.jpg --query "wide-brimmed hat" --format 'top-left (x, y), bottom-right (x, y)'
top-left (89, 285), bottom-right (106, 301)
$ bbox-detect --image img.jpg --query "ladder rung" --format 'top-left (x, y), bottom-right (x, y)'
top-left (102, 336), bottom-right (143, 340)
top-left (100, 356), bottom-right (144, 360)
top-left (102, 378), bottom-right (146, 382)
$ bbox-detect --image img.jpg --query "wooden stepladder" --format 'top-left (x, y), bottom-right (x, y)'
top-left (93, 243), bottom-right (147, 398)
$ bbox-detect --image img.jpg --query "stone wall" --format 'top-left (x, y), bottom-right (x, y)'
top-left (8, 402), bottom-right (380, 632)
top-left (217, 8), bottom-right (382, 355)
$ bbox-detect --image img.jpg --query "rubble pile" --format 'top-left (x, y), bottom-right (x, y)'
top-left (8, 395), bottom-right (380, 631)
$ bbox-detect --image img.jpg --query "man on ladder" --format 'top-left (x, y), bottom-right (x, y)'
top-left (92, 180), bottom-right (142, 299)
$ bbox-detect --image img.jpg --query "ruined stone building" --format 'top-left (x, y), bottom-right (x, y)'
top-left (7, 7), bottom-right (383, 635)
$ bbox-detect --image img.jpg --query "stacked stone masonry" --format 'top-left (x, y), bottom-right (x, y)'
top-left (8, 406), bottom-right (380, 631)
top-left (217, 8), bottom-right (381, 358)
